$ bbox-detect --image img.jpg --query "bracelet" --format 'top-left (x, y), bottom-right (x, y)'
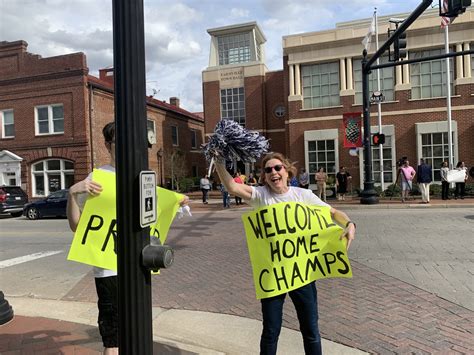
top-left (345, 221), bottom-right (356, 229)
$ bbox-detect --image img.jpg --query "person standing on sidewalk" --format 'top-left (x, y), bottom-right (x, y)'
top-left (233, 172), bottom-right (244, 205)
top-left (454, 161), bottom-right (468, 200)
top-left (215, 152), bottom-right (355, 355)
top-left (417, 159), bottom-right (432, 204)
top-left (200, 174), bottom-right (211, 204)
top-left (67, 122), bottom-right (118, 355)
top-left (298, 168), bottom-right (309, 189)
top-left (219, 182), bottom-right (230, 208)
top-left (315, 167), bottom-right (328, 202)
top-left (399, 160), bottom-right (416, 203)
top-left (440, 161), bottom-right (450, 200)
top-left (336, 167), bottom-right (351, 201)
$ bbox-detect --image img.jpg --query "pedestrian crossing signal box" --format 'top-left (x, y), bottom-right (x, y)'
top-left (372, 133), bottom-right (386, 145)
top-left (139, 171), bottom-right (157, 228)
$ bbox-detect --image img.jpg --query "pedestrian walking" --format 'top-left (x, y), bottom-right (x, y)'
top-left (200, 174), bottom-right (211, 204)
top-left (417, 158), bottom-right (432, 203)
top-left (215, 152), bottom-right (355, 355)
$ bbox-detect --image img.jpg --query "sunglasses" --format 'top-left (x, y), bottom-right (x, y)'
top-left (264, 164), bottom-right (284, 174)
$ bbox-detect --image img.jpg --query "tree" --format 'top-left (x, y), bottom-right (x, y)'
top-left (163, 148), bottom-right (187, 191)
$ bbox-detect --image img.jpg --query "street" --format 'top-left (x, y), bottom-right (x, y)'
top-left (1, 205), bottom-right (473, 353)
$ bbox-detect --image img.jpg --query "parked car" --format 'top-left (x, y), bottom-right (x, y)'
top-left (0, 186), bottom-right (28, 217)
top-left (23, 189), bottom-right (68, 220)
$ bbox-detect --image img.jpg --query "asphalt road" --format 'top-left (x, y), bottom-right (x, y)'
top-left (1, 207), bottom-right (473, 310)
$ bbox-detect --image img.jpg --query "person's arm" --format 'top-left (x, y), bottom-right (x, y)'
top-left (330, 207), bottom-right (355, 250)
top-left (67, 178), bottom-right (103, 232)
top-left (215, 161), bottom-right (253, 200)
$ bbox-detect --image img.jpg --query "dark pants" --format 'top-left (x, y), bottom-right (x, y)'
top-left (202, 188), bottom-right (209, 203)
top-left (95, 276), bottom-right (118, 348)
top-left (442, 181), bottom-right (449, 200)
top-left (235, 196), bottom-right (242, 205)
top-left (455, 182), bottom-right (465, 198)
top-left (260, 282), bottom-right (321, 355)
top-left (222, 191), bottom-right (230, 207)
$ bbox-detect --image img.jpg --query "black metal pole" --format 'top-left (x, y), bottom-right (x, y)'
top-left (112, 0), bottom-right (153, 353)
top-left (360, 50), bottom-right (378, 205)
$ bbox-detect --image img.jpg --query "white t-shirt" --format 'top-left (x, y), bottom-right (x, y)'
top-left (249, 185), bottom-right (330, 209)
top-left (77, 165), bottom-right (117, 278)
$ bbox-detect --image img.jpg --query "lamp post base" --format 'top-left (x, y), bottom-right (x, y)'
top-left (0, 291), bottom-right (14, 325)
top-left (360, 187), bottom-right (379, 205)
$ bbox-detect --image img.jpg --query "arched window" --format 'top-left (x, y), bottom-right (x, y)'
top-left (31, 159), bottom-right (74, 197)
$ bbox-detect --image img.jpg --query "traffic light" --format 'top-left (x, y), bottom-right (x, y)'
top-left (372, 133), bottom-right (385, 145)
top-left (394, 32), bottom-right (407, 61)
top-left (443, 0), bottom-right (472, 17)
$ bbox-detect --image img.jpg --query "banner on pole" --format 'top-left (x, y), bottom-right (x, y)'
top-left (343, 112), bottom-right (362, 148)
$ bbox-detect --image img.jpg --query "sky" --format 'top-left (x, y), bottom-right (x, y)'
top-left (0, 0), bottom-right (431, 113)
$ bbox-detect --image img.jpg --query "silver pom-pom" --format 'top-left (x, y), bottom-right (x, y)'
top-left (203, 119), bottom-right (270, 164)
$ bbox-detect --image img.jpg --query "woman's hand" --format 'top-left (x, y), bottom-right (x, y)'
top-left (69, 179), bottom-right (103, 196)
top-left (340, 223), bottom-right (355, 250)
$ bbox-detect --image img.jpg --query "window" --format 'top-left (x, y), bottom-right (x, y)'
top-left (1, 110), bottom-right (14, 138)
top-left (35, 104), bottom-right (64, 135)
top-left (371, 135), bottom-right (394, 184)
top-left (218, 33), bottom-right (251, 65)
top-left (191, 165), bottom-right (198, 177)
top-left (302, 62), bottom-right (340, 109)
top-left (191, 130), bottom-right (197, 149)
top-left (171, 126), bottom-right (178, 146)
top-left (220, 87), bottom-right (246, 125)
top-left (410, 48), bottom-right (453, 99)
top-left (32, 159), bottom-right (74, 197)
top-left (421, 132), bottom-right (454, 182)
top-left (307, 140), bottom-right (336, 184)
top-left (354, 57), bottom-right (394, 104)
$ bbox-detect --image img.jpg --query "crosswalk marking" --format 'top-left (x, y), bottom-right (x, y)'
top-left (0, 251), bottom-right (63, 269)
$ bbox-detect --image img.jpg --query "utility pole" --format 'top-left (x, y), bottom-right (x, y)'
top-left (113, 0), bottom-right (153, 353)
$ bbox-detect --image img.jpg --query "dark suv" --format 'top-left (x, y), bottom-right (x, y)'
top-left (0, 186), bottom-right (28, 217)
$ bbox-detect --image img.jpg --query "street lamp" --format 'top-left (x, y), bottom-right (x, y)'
top-left (157, 148), bottom-right (164, 186)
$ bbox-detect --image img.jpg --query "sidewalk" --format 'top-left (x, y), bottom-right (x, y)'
top-left (1, 297), bottom-right (365, 354)
top-left (1, 195), bottom-right (472, 354)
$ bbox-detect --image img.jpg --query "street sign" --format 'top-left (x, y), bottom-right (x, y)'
top-left (139, 171), bottom-right (157, 227)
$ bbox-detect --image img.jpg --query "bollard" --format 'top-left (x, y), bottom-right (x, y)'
top-left (0, 291), bottom-right (14, 325)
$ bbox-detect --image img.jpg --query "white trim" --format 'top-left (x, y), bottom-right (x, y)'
top-left (1, 109), bottom-right (15, 138)
top-left (34, 104), bottom-right (64, 136)
top-left (415, 120), bottom-right (459, 168)
top-left (31, 159), bottom-right (74, 197)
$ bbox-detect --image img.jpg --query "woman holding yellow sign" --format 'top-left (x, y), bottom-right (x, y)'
top-left (215, 152), bottom-right (356, 355)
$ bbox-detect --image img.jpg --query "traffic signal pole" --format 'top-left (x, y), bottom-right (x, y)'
top-left (112, 0), bottom-right (153, 353)
top-left (360, 0), bottom-right (433, 204)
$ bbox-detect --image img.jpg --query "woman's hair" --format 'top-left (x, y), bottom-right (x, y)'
top-left (456, 161), bottom-right (463, 168)
top-left (259, 152), bottom-right (297, 185)
top-left (102, 121), bottom-right (115, 143)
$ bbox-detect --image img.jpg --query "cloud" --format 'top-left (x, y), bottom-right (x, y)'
top-left (0, 0), bottom-right (423, 112)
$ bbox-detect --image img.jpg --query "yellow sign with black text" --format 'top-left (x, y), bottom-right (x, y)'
top-left (67, 169), bottom-right (184, 270)
top-left (242, 202), bottom-right (352, 299)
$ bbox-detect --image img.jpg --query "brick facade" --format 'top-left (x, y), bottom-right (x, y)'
top-left (0, 41), bottom-right (205, 198)
top-left (202, 13), bottom-right (474, 190)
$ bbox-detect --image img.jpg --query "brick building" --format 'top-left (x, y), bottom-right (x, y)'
top-left (0, 40), bottom-right (205, 198)
top-left (202, 9), bottom-right (474, 191)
